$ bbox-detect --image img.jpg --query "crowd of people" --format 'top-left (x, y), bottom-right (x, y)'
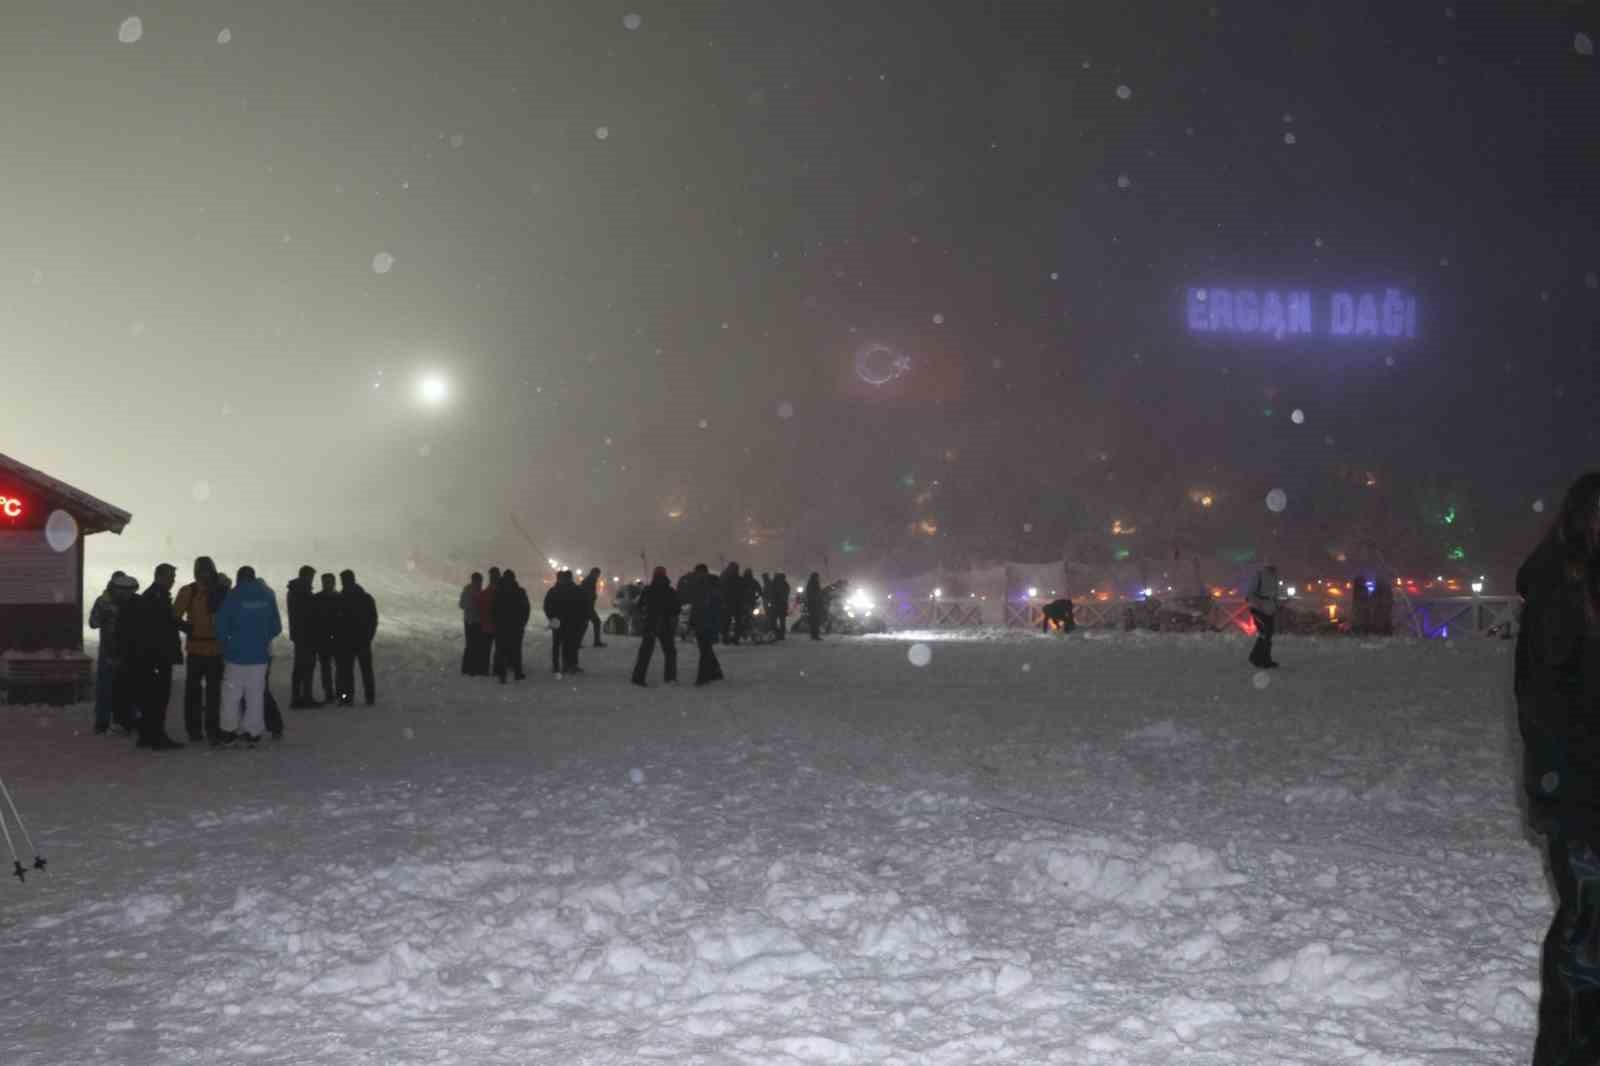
top-left (455, 563), bottom-right (830, 689)
top-left (87, 559), bottom-right (380, 752)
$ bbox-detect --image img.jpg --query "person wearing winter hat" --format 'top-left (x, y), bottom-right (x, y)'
top-left (89, 572), bottom-right (139, 734)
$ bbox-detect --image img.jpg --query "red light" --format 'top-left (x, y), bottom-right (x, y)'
top-left (0, 496), bottom-right (22, 519)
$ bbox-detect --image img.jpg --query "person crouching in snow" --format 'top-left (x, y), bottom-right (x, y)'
top-left (1041, 598), bottom-right (1075, 634)
top-left (213, 566), bottom-right (282, 746)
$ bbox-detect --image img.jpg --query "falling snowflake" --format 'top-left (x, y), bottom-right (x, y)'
top-left (1291, 409), bottom-right (1304, 424)
top-left (629, 768), bottom-right (645, 784)
top-left (402, 727), bottom-right (415, 740)
top-left (1115, 84), bottom-right (1133, 100)
top-left (595, 126), bottom-right (610, 140)
top-left (777, 401), bottom-right (795, 420)
top-left (450, 133), bottom-right (465, 149)
top-left (1022, 663), bottom-right (1033, 673)
top-left (1022, 522), bottom-right (1033, 533)
top-left (1252, 671), bottom-right (1271, 690)
top-left (371, 252), bottom-right (395, 274)
top-left (932, 313), bottom-right (945, 324)
top-left (623, 13), bottom-right (643, 30)
top-left (697, 418), bottom-right (708, 430)
top-left (217, 28), bottom-right (231, 44)
top-left (1081, 59), bottom-right (1092, 69)
top-left (1283, 132), bottom-right (1296, 145)
top-left (1265, 488), bottom-right (1288, 513)
top-left (1439, 256), bottom-right (1450, 267)
top-left (1282, 113), bottom-right (1294, 124)
top-left (1385, 356), bottom-right (1396, 367)
top-left (1116, 174), bottom-right (1131, 189)
top-left (1534, 499), bottom-right (1546, 514)
top-left (1314, 237), bottom-right (1323, 248)
top-left (118, 16), bottom-right (143, 43)
top-left (907, 643), bottom-right (932, 668)
top-left (1578, 32), bottom-right (1595, 56)
top-left (191, 481), bottom-right (212, 503)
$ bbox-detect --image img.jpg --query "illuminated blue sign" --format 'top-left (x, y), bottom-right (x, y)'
top-left (1184, 288), bottom-right (1418, 340)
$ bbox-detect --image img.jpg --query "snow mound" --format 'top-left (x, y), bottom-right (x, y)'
top-left (1257, 941), bottom-right (1415, 1006)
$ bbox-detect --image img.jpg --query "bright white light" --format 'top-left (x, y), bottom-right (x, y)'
top-left (1265, 488), bottom-right (1288, 513)
top-left (1286, 586), bottom-right (1297, 597)
top-left (623, 13), bottom-right (643, 30)
top-left (1027, 587), bottom-right (1038, 598)
top-left (1470, 581), bottom-right (1484, 594)
top-left (1140, 587), bottom-right (1153, 598)
top-left (846, 587), bottom-right (874, 617)
top-left (418, 374), bottom-right (449, 406)
top-left (932, 587), bottom-right (942, 599)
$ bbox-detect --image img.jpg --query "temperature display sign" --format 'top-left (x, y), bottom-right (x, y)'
top-left (0, 495), bottom-right (23, 520)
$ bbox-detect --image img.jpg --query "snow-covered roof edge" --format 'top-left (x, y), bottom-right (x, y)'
top-left (0, 452), bottom-right (131, 535)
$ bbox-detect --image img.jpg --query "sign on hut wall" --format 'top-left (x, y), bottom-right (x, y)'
top-left (1183, 287), bottom-right (1419, 341)
top-left (0, 532), bottom-right (75, 605)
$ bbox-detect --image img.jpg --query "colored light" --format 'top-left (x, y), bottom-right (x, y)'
top-left (0, 496), bottom-right (21, 519)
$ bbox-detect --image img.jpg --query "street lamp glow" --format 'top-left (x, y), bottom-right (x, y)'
top-left (418, 374), bottom-right (449, 406)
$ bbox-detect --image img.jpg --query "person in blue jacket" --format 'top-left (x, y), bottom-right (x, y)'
top-left (213, 565), bottom-right (283, 745)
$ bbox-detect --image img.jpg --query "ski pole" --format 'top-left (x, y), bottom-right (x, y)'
top-left (0, 788), bottom-right (21, 883)
top-left (0, 776), bottom-right (43, 879)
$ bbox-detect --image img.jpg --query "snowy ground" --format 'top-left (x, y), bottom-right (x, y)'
top-left (1, 566), bottom-right (1545, 1064)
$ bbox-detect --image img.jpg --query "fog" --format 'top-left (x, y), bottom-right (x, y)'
top-left (7, 1), bottom-right (1598, 581)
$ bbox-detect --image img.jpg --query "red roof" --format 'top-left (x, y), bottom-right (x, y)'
top-left (0, 452), bottom-right (131, 535)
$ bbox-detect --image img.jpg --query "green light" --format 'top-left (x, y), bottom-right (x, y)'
top-left (1447, 546), bottom-right (1466, 560)
top-left (1442, 506), bottom-right (1457, 525)
top-left (1113, 547), bottom-right (1131, 561)
top-left (842, 540), bottom-right (859, 554)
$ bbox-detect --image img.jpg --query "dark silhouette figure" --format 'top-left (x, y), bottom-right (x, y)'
top-left (480, 567), bottom-right (501, 680)
top-left (493, 570), bottom-right (531, 682)
top-left (122, 563), bottom-right (185, 750)
top-left (803, 573), bottom-right (825, 641)
top-left (631, 568), bottom-right (680, 686)
top-left (459, 571), bottom-right (485, 675)
top-left (1519, 473), bottom-right (1600, 1066)
top-left (286, 564), bottom-right (321, 706)
top-left (720, 562), bottom-right (742, 643)
top-left (694, 575), bottom-right (725, 686)
top-left (336, 569), bottom-right (378, 706)
top-left (1246, 564), bottom-right (1281, 669)
top-left (771, 572), bottom-right (791, 640)
top-left (310, 573), bottom-right (340, 702)
top-left (1041, 599), bottom-right (1076, 633)
top-left (583, 567), bottom-right (606, 647)
top-left (544, 570), bottom-right (587, 674)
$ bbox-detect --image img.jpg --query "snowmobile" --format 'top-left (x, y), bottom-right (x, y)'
top-left (795, 579), bottom-right (888, 637)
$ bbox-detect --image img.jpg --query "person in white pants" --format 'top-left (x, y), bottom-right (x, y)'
top-left (221, 661), bottom-right (268, 739)
top-left (212, 565), bottom-right (283, 746)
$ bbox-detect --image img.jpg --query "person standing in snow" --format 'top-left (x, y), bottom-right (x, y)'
top-left (1517, 473), bottom-right (1600, 1066)
top-left (738, 568), bottom-right (761, 643)
top-left (582, 568), bottom-right (607, 648)
top-left (286, 565), bottom-right (321, 708)
top-left (336, 570), bottom-right (379, 706)
top-left (173, 556), bottom-right (227, 743)
top-left (120, 563), bottom-right (186, 750)
top-left (213, 566), bottom-right (282, 746)
top-left (720, 562), bottom-right (743, 644)
top-left (803, 573), bottom-right (825, 641)
top-left (693, 574), bottom-right (725, 686)
top-left (309, 573), bottom-right (340, 704)
top-left (492, 570), bottom-right (531, 682)
top-left (544, 570), bottom-right (583, 675)
top-left (771, 572), bottom-right (791, 641)
top-left (631, 567), bottom-right (680, 686)
top-left (89, 572), bottom-right (138, 734)
top-left (460, 571), bottom-right (485, 675)
top-left (1245, 564), bottom-right (1282, 669)
top-left (479, 567), bottom-right (500, 679)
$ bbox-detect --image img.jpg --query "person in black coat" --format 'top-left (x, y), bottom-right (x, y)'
top-left (335, 569), bottom-right (379, 706)
top-left (694, 575), bottom-right (725, 686)
top-left (720, 562), bottom-right (743, 643)
top-left (286, 565), bottom-right (320, 707)
top-left (118, 563), bottom-right (186, 750)
top-left (582, 567), bottom-right (606, 648)
top-left (544, 570), bottom-right (585, 675)
top-left (309, 573), bottom-right (340, 703)
top-left (631, 567), bottom-right (680, 686)
top-left (1041, 598), bottom-right (1075, 634)
top-left (803, 572), bottom-right (825, 641)
top-left (1519, 473), bottom-right (1600, 1066)
top-left (493, 570), bottom-right (532, 682)
top-left (770, 572), bottom-right (791, 640)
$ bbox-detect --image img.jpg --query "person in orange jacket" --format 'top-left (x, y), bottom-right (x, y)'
top-left (173, 555), bottom-right (227, 742)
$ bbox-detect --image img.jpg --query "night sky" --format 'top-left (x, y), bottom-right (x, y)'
top-left (5, 1), bottom-right (1597, 578)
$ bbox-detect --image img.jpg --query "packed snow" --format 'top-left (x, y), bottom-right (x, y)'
top-left (0, 561), bottom-right (1544, 1064)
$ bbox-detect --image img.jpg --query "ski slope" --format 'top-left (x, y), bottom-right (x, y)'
top-left (0, 564), bottom-right (1542, 1064)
